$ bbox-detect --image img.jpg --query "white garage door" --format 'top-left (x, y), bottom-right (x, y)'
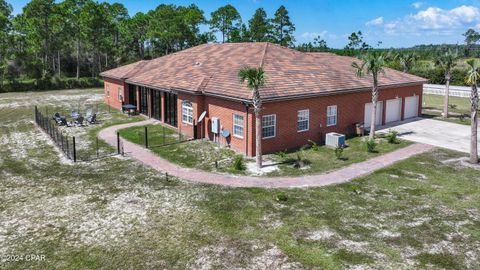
top-left (404, 96), bottom-right (419, 119)
top-left (386, 98), bottom-right (402, 123)
top-left (364, 101), bottom-right (383, 128)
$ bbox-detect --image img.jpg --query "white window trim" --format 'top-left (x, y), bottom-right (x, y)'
top-left (118, 87), bottom-right (122, 101)
top-left (262, 114), bottom-right (276, 139)
top-left (327, 105), bottom-right (337, 127)
top-left (233, 114), bottom-right (244, 139)
top-left (182, 101), bottom-right (194, 125)
top-left (297, 109), bottom-right (310, 132)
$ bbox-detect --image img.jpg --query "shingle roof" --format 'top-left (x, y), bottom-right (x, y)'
top-left (100, 42), bottom-right (427, 101)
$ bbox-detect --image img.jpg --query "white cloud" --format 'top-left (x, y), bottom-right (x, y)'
top-left (301, 31), bottom-right (328, 40)
top-left (366, 17), bottom-right (384, 26)
top-left (382, 5), bottom-right (480, 35)
top-left (412, 2), bottom-right (423, 9)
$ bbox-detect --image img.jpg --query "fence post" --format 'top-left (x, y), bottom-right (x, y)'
top-left (61, 133), bottom-right (64, 151)
top-left (34, 106), bottom-right (38, 123)
top-left (66, 137), bottom-right (70, 159)
top-left (117, 132), bottom-right (120, 154)
top-left (163, 126), bottom-right (166, 145)
top-left (73, 136), bottom-right (76, 162)
top-left (144, 126), bottom-right (148, 148)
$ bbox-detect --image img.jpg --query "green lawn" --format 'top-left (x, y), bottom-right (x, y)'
top-left (422, 94), bottom-right (473, 125)
top-left (267, 135), bottom-right (411, 176)
top-left (120, 125), bottom-right (242, 174)
top-left (1, 88), bottom-right (479, 269)
top-left (120, 125), bottom-right (410, 177)
top-left (423, 94), bottom-right (473, 113)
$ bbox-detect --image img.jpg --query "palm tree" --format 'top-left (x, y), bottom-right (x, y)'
top-left (465, 59), bottom-right (479, 164)
top-left (239, 67), bottom-right (266, 169)
top-left (352, 51), bottom-right (387, 139)
top-left (435, 50), bottom-right (458, 119)
top-left (396, 52), bottom-right (417, 73)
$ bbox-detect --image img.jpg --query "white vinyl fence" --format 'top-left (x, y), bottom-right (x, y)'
top-left (423, 84), bottom-right (471, 98)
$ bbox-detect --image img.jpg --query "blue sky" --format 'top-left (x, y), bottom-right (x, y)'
top-left (8, 0), bottom-right (480, 48)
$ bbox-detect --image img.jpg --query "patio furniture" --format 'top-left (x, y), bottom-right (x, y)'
top-left (60, 117), bottom-right (71, 127)
top-left (122, 104), bottom-right (137, 116)
top-left (75, 116), bottom-right (84, 126)
top-left (53, 112), bottom-right (62, 124)
top-left (87, 113), bottom-right (97, 124)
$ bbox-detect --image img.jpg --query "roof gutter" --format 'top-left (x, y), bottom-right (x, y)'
top-left (117, 78), bottom-right (426, 105)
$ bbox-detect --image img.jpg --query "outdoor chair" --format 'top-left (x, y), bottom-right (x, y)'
top-left (87, 113), bottom-right (97, 124)
top-left (75, 116), bottom-right (84, 126)
top-left (53, 112), bottom-right (62, 124)
top-left (60, 117), bottom-right (71, 127)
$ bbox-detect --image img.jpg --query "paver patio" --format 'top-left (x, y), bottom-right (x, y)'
top-left (98, 120), bottom-right (434, 188)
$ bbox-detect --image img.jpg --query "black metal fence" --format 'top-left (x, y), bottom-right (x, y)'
top-left (34, 106), bottom-right (121, 162)
top-left (35, 106), bottom-right (77, 161)
top-left (141, 125), bottom-right (191, 149)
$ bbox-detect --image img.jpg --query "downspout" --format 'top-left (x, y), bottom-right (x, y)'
top-left (243, 101), bottom-right (250, 156)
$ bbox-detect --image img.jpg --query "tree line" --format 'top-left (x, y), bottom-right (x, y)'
top-left (0, 0), bottom-right (296, 90)
top-left (1, 0), bottom-right (480, 91)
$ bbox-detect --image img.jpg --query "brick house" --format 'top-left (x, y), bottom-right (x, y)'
top-left (100, 42), bottom-right (426, 156)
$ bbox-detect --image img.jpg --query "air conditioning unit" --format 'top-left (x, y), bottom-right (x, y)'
top-left (325, 132), bottom-right (346, 148)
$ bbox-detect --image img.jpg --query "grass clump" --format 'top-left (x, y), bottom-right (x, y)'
top-left (275, 191), bottom-right (288, 202)
top-left (232, 155), bottom-right (246, 171)
top-left (308, 140), bottom-right (320, 151)
top-left (365, 138), bottom-right (377, 153)
top-left (386, 129), bottom-right (399, 144)
top-left (334, 146), bottom-right (344, 160)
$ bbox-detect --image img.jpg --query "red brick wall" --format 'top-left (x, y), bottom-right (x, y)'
top-left (103, 79), bottom-right (422, 157)
top-left (256, 85), bottom-right (423, 155)
top-left (103, 78), bottom-right (125, 110)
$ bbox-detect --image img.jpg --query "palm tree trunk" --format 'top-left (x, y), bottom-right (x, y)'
top-left (255, 110), bottom-right (262, 168)
top-left (369, 77), bottom-right (379, 140)
top-left (470, 85), bottom-right (478, 164)
top-left (443, 75), bottom-right (450, 118)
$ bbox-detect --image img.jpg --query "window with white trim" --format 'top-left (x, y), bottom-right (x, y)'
top-left (262, 114), bottom-right (276, 139)
top-left (297, 109), bottom-right (309, 132)
top-left (327, 105), bottom-right (337, 126)
top-left (118, 87), bottom-right (123, 101)
top-left (233, 114), bottom-right (244, 138)
top-left (106, 84), bottom-right (110, 97)
top-left (182, 101), bottom-right (193, 124)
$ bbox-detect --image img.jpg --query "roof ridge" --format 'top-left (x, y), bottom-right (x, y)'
top-left (259, 42), bottom-right (269, 68)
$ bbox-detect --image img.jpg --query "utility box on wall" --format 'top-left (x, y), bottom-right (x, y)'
top-left (211, 117), bottom-right (219, 134)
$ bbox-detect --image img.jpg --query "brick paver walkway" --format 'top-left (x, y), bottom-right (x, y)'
top-left (98, 120), bottom-right (434, 188)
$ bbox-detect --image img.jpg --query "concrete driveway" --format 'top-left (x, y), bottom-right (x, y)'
top-left (377, 118), bottom-right (478, 154)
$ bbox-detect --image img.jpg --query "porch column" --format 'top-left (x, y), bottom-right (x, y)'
top-left (160, 91), bottom-right (165, 123)
top-left (136, 86), bottom-right (140, 112)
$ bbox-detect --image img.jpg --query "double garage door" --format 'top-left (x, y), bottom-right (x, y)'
top-left (365, 96), bottom-right (419, 126)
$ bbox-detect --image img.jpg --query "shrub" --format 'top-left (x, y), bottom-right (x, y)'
top-left (276, 191), bottom-right (288, 202)
top-left (334, 146), bottom-right (344, 159)
top-left (308, 140), bottom-right (320, 151)
top-left (365, 139), bottom-right (377, 153)
top-left (386, 129), bottom-right (398, 144)
top-left (275, 149), bottom-right (287, 159)
top-left (232, 155), bottom-right (246, 171)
